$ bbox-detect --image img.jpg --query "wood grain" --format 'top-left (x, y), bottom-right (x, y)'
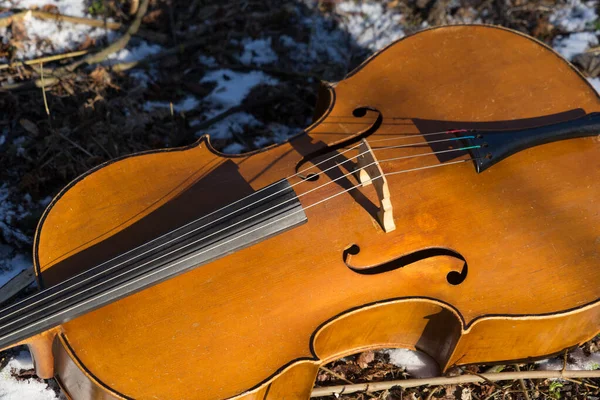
top-left (7, 25), bottom-right (599, 399)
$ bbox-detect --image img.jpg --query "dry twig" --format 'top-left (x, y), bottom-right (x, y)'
top-left (514, 364), bottom-right (531, 400)
top-left (0, 50), bottom-right (89, 71)
top-left (64, 0), bottom-right (150, 71)
top-left (0, 9), bottom-right (166, 43)
top-left (310, 369), bottom-right (600, 397)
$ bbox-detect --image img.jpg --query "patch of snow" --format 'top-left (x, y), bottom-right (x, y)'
top-left (204, 112), bottom-right (261, 141)
top-left (0, 185), bottom-right (31, 245)
top-left (253, 123), bottom-right (297, 148)
top-left (385, 348), bottom-right (440, 378)
top-left (106, 40), bottom-right (162, 64)
top-left (222, 142), bottom-right (246, 154)
top-left (200, 69), bottom-right (278, 118)
top-left (0, 245), bottom-right (30, 287)
top-left (239, 37), bottom-right (278, 65)
top-left (335, 1), bottom-right (404, 51)
top-left (553, 31), bottom-right (599, 60)
top-left (128, 69), bottom-right (156, 88)
top-left (38, 196), bottom-right (52, 207)
top-left (550, 0), bottom-right (599, 60)
top-left (536, 347), bottom-right (600, 371)
top-left (0, 0), bottom-right (89, 17)
top-left (550, 0), bottom-right (598, 32)
top-left (143, 95), bottom-right (200, 113)
top-left (201, 112), bottom-right (266, 153)
top-left (587, 77), bottom-right (600, 93)
top-left (198, 54), bottom-right (217, 67)
top-left (0, 11), bottom-right (113, 61)
top-left (279, 22), bottom-right (350, 71)
top-left (278, 1), bottom-right (404, 76)
top-left (0, 351), bottom-right (60, 400)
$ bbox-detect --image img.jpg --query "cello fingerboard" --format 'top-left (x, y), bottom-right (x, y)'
top-left (0, 179), bottom-right (307, 350)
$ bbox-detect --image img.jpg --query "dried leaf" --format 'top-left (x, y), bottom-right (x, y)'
top-left (41, 4), bottom-right (60, 13)
top-left (77, 36), bottom-right (96, 51)
top-left (10, 19), bottom-right (27, 42)
top-left (142, 9), bottom-right (164, 25)
top-left (444, 384), bottom-right (457, 399)
top-left (357, 351), bottom-right (375, 369)
top-left (19, 119), bottom-right (39, 136)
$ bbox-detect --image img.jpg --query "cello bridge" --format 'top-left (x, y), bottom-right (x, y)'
top-left (354, 139), bottom-right (396, 233)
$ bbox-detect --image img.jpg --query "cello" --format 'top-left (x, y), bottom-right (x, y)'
top-left (0, 24), bottom-right (598, 399)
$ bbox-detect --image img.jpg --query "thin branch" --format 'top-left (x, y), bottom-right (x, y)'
top-left (57, 132), bottom-right (94, 158)
top-left (64, 0), bottom-right (150, 72)
top-left (562, 377), bottom-right (600, 390)
top-left (561, 349), bottom-right (568, 374)
top-left (514, 364), bottom-right (532, 400)
top-left (461, 367), bottom-right (504, 391)
top-left (310, 370), bottom-right (600, 397)
top-left (40, 62), bottom-right (50, 117)
top-left (425, 386), bottom-right (440, 400)
top-left (318, 366), bottom-right (354, 385)
top-left (2, 9), bottom-right (166, 43)
top-left (0, 50), bottom-right (89, 71)
top-left (129, 0), bottom-right (140, 16)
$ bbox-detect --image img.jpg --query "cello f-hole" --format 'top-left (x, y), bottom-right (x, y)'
top-left (343, 244), bottom-right (468, 286)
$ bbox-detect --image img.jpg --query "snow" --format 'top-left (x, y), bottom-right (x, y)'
top-left (0, 0), bottom-right (89, 17)
top-left (198, 54), bottom-right (217, 67)
top-left (204, 112), bottom-right (262, 141)
top-left (386, 348), bottom-right (440, 378)
top-left (551, 0), bottom-right (599, 60)
top-left (106, 40), bottom-right (162, 64)
top-left (222, 142), bottom-right (246, 154)
top-left (550, 0), bottom-right (598, 31)
top-left (0, 246), bottom-right (30, 287)
top-left (0, 11), bottom-right (114, 61)
top-left (588, 76), bottom-right (600, 92)
top-left (0, 184), bottom-right (31, 245)
top-left (335, 1), bottom-right (404, 51)
top-left (537, 347), bottom-right (600, 371)
top-left (553, 31), bottom-right (599, 60)
top-left (0, 351), bottom-right (62, 400)
top-left (239, 38), bottom-right (278, 65)
top-left (199, 69), bottom-right (278, 118)
top-left (143, 95), bottom-right (200, 113)
top-left (253, 123), bottom-right (298, 148)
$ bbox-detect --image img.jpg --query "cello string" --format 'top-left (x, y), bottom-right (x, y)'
top-left (0, 157), bottom-right (476, 339)
top-left (368, 130), bottom-right (468, 143)
top-left (0, 130), bottom-right (467, 317)
top-left (0, 144), bottom-right (479, 326)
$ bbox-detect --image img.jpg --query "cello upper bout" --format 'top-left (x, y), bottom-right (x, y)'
top-left (34, 139), bottom-right (222, 280)
top-left (307, 25), bottom-right (600, 148)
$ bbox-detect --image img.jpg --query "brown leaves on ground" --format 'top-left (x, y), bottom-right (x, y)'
top-left (315, 351), bottom-right (408, 388)
top-left (314, 350), bottom-right (600, 400)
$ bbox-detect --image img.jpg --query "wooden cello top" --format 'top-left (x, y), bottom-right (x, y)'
top-left (18, 25), bottom-right (600, 399)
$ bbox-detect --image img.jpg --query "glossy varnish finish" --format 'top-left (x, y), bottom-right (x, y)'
top-left (8, 25), bottom-right (599, 399)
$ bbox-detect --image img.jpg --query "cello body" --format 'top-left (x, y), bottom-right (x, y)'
top-left (15, 25), bottom-right (600, 399)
